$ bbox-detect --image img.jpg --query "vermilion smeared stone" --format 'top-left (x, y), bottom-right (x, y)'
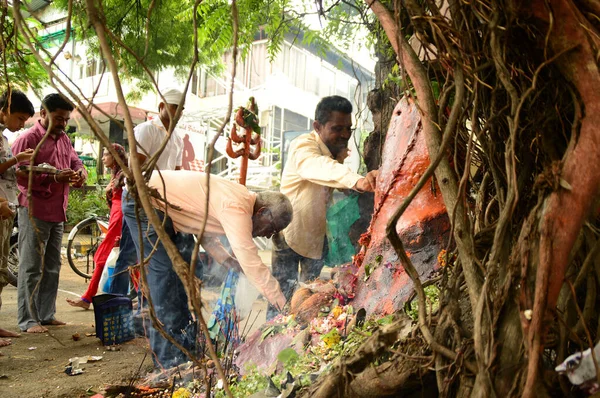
top-left (351, 97), bottom-right (450, 316)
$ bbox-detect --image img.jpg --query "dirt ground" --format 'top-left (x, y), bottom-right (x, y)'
top-left (0, 252), bottom-right (271, 398)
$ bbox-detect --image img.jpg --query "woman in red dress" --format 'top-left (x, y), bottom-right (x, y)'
top-left (67, 144), bottom-right (127, 309)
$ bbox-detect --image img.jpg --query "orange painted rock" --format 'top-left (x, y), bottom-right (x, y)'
top-left (351, 97), bottom-right (450, 316)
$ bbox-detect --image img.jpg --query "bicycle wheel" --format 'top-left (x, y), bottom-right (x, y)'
top-left (6, 241), bottom-right (19, 287)
top-left (67, 217), bottom-right (103, 279)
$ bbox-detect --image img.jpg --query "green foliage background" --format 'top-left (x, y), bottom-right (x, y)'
top-left (66, 187), bottom-right (109, 226)
top-left (53, 0), bottom-right (307, 91)
top-left (0, 7), bottom-right (49, 93)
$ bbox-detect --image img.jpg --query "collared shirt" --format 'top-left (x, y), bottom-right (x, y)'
top-left (281, 131), bottom-right (362, 259)
top-left (135, 119), bottom-right (183, 171)
top-left (0, 126), bottom-right (18, 204)
top-left (148, 170), bottom-right (286, 309)
top-left (12, 120), bottom-right (86, 223)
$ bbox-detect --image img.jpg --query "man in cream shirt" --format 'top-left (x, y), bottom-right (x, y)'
top-left (144, 170), bottom-right (291, 368)
top-left (268, 95), bottom-right (378, 318)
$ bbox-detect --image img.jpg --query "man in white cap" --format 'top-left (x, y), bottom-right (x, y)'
top-left (108, 87), bottom-right (186, 296)
top-left (133, 87), bottom-right (185, 170)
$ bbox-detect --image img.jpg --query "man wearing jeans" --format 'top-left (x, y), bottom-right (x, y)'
top-left (13, 93), bottom-right (87, 333)
top-left (108, 87), bottom-right (184, 296)
top-left (143, 170), bottom-right (290, 368)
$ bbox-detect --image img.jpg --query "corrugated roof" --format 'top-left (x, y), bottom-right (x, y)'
top-left (26, 0), bottom-right (51, 13)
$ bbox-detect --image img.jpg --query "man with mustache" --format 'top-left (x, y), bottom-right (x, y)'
top-left (13, 93), bottom-right (87, 333)
top-left (268, 95), bottom-right (379, 318)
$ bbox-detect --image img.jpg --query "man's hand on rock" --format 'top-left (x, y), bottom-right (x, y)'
top-left (355, 169), bottom-right (380, 192)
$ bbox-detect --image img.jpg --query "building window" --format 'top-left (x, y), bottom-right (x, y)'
top-left (191, 70), bottom-right (199, 95)
top-left (249, 42), bottom-right (267, 88)
top-left (205, 75), bottom-right (218, 97)
top-left (319, 67), bottom-right (335, 97)
top-left (80, 57), bottom-right (108, 79)
top-left (283, 108), bottom-right (309, 131)
top-left (293, 49), bottom-right (306, 89)
top-left (86, 58), bottom-right (98, 78)
top-left (306, 56), bottom-right (320, 95)
top-left (336, 73), bottom-right (349, 97)
top-left (284, 47), bottom-right (307, 90)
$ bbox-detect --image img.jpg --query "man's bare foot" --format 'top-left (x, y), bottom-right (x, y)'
top-left (0, 338), bottom-right (11, 347)
top-left (66, 298), bottom-right (90, 310)
top-left (25, 325), bottom-right (47, 333)
top-left (42, 319), bottom-right (66, 326)
top-left (0, 327), bottom-right (20, 338)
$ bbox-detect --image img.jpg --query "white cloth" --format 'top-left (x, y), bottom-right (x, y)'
top-left (281, 131), bottom-right (363, 259)
top-left (160, 87), bottom-right (184, 105)
top-left (134, 119), bottom-right (183, 171)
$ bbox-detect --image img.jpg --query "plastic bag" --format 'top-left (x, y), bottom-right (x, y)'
top-left (99, 247), bottom-right (120, 294)
top-left (326, 193), bottom-right (360, 266)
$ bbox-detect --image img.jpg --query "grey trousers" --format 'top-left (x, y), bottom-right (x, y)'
top-left (17, 207), bottom-right (64, 331)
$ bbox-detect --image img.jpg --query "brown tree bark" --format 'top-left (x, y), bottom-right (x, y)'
top-left (517, 1), bottom-right (600, 395)
top-left (364, 52), bottom-right (399, 171)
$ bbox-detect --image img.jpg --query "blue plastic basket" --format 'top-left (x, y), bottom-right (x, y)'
top-left (92, 294), bottom-right (135, 345)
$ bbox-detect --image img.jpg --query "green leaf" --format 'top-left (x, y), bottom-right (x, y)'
top-left (277, 348), bottom-right (299, 365)
top-left (377, 314), bottom-right (395, 325)
top-left (364, 263), bottom-right (373, 281)
top-left (260, 326), bottom-right (275, 342)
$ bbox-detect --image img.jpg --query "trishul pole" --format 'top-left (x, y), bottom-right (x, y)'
top-left (225, 97), bottom-right (261, 186)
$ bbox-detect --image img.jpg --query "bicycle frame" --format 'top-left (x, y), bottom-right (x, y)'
top-left (67, 216), bottom-right (109, 242)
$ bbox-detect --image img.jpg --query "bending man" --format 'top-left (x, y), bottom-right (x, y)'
top-left (142, 170), bottom-right (290, 368)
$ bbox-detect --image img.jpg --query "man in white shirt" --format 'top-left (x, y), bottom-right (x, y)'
top-left (108, 87), bottom-right (185, 295)
top-left (133, 91), bottom-right (184, 171)
top-left (268, 95), bottom-right (378, 318)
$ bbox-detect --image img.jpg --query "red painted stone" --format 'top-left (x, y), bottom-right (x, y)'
top-left (351, 98), bottom-right (450, 316)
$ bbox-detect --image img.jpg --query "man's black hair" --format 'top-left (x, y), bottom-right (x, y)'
top-left (41, 93), bottom-right (74, 113)
top-left (314, 95), bottom-right (352, 125)
top-left (0, 89), bottom-right (34, 116)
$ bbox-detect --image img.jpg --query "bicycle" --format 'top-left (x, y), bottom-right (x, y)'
top-left (6, 217), bottom-right (19, 287)
top-left (66, 215), bottom-right (109, 279)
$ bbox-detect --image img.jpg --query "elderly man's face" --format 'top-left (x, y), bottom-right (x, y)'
top-left (252, 208), bottom-right (284, 238)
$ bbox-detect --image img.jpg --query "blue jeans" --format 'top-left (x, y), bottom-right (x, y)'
top-left (121, 188), bottom-right (200, 368)
top-left (107, 205), bottom-right (136, 296)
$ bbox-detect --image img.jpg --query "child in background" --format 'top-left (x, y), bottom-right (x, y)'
top-left (0, 89), bottom-right (35, 349)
